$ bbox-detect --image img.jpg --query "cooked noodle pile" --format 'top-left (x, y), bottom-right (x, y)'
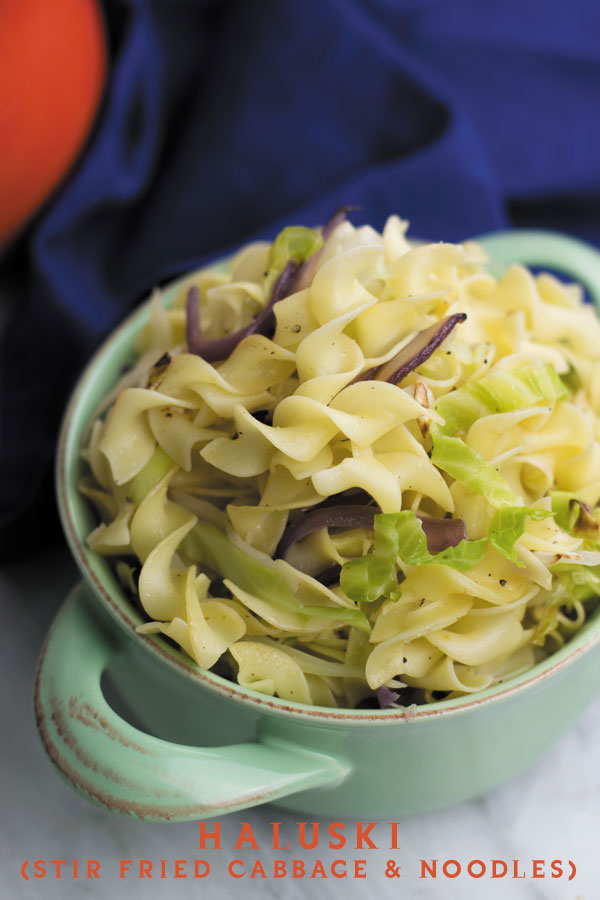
top-left (81, 214), bottom-right (600, 708)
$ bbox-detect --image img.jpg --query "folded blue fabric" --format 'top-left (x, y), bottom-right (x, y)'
top-left (3, 0), bottom-right (600, 549)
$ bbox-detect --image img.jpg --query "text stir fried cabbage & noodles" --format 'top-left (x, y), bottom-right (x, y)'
top-left (80, 211), bottom-right (600, 709)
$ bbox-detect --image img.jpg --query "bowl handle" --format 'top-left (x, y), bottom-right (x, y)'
top-left (475, 229), bottom-right (600, 310)
top-left (34, 584), bottom-right (350, 821)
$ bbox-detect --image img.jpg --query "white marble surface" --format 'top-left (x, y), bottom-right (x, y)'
top-left (2, 545), bottom-right (597, 900)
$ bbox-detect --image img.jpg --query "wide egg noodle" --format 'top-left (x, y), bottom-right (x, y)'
top-left (308, 244), bottom-right (384, 325)
top-left (226, 504), bottom-right (288, 556)
top-left (138, 569), bottom-right (246, 669)
top-left (406, 656), bottom-right (493, 694)
top-left (87, 499), bottom-right (135, 555)
top-left (223, 579), bottom-right (341, 635)
top-left (425, 611), bottom-right (532, 667)
top-left (130, 467), bottom-right (195, 563)
top-left (229, 641), bottom-right (313, 704)
top-left (99, 387), bottom-right (190, 484)
top-left (365, 636), bottom-right (443, 690)
top-left (137, 519), bottom-right (197, 621)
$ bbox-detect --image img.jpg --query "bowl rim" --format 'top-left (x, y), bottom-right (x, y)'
top-left (56, 255), bottom-right (600, 726)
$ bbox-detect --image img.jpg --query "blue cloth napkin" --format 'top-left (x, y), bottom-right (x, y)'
top-left (3, 0), bottom-right (600, 553)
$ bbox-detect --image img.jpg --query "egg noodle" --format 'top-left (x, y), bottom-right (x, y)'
top-left (81, 214), bottom-right (600, 708)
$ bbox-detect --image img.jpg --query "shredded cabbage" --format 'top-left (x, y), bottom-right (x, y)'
top-left (264, 226), bottom-right (323, 295)
top-left (182, 521), bottom-right (370, 632)
top-left (431, 434), bottom-right (519, 508)
top-left (341, 507), bottom-right (553, 603)
top-left (435, 362), bottom-right (568, 436)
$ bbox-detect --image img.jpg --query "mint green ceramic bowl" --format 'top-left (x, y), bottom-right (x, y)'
top-left (35, 230), bottom-right (600, 822)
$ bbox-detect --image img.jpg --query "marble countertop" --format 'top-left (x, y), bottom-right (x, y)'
top-left (2, 544), bottom-right (597, 900)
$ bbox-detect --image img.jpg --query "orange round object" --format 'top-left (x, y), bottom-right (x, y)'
top-left (0, 0), bottom-right (106, 243)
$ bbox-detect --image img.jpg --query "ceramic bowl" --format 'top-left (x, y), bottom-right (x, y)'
top-left (35, 229), bottom-right (600, 821)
